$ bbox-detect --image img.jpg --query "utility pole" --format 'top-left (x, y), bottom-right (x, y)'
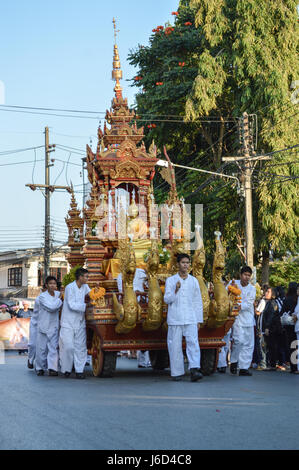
top-left (223, 112), bottom-right (270, 269)
top-left (242, 113), bottom-right (254, 268)
top-left (26, 126), bottom-right (72, 282)
top-left (44, 126), bottom-right (51, 279)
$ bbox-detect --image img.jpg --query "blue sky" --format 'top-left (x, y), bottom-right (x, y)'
top-left (0, 0), bottom-right (179, 250)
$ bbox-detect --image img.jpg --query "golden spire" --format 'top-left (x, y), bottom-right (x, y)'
top-left (112, 18), bottom-right (123, 98)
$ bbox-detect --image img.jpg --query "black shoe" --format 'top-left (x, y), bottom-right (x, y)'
top-left (76, 373), bottom-right (85, 380)
top-left (217, 367), bottom-right (226, 374)
top-left (48, 369), bottom-right (58, 376)
top-left (230, 362), bottom-right (238, 375)
top-left (190, 368), bottom-right (203, 382)
top-left (172, 375), bottom-right (183, 381)
top-left (138, 365), bottom-right (146, 368)
top-left (27, 360), bottom-right (34, 370)
top-left (64, 371), bottom-right (71, 378)
top-left (239, 369), bottom-right (252, 376)
top-left (36, 370), bottom-right (44, 376)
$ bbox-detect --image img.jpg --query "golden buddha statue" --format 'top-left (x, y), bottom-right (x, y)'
top-left (126, 199), bottom-right (151, 263)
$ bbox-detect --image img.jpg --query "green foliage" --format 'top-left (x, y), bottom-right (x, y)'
top-left (143, 244), bottom-right (171, 265)
top-left (128, 0), bottom-right (299, 275)
top-left (269, 258), bottom-right (299, 288)
top-left (62, 265), bottom-right (82, 287)
top-left (189, 0), bottom-right (299, 255)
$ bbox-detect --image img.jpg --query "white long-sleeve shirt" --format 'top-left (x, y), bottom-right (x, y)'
top-left (117, 268), bottom-right (147, 294)
top-left (228, 280), bottom-right (256, 327)
top-left (31, 295), bottom-right (41, 328)
top-left (164, 273), bottom-right (203, 325)
top-left (38, 291), bottom-right (62, 334)
top-left (60, 281), bottom-right (91, 329)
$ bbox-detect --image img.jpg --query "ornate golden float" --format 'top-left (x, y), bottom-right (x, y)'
top-left (64, 26), bottom-right (240, 377)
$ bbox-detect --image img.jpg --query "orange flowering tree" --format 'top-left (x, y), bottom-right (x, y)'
top-left (129, 0), bottom-right (299, 280)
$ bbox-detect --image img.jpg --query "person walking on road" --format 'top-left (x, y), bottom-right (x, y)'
top-left (59, 268), bottom-right (90, 379)
top-left (27, 284), bottom-right (47, 370)
top-left (35, 277), bottom-right (62, 376)
top-left (164, 253), bottom-right (203, 382)
top-left (263, 287), bottom-right (283, 371)
top-left (229, 266), bottom-right (256, 376)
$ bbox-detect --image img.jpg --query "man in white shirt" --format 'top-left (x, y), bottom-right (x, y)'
top-left (164, 253), bottom-right (203, 382)
top-left (117, 268), bottom-right (151, 368)
top-left (59, 268), bottom-right (90, 379)
top-left (117, 268), bottom-right (147, 296)
top-left (35, 277), bottom-right (62, 376)
top-left (229, 266), bottom-right (256, 376)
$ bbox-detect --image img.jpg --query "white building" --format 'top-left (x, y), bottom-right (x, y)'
top-left (0, 246), bottom-right (70, 301)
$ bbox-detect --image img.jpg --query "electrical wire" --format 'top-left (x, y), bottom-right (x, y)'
top-left (0, 145), bottom-right (44, 157)
top-left (155, 122), bottom-right (239, 192)
top-left (0, 104), bottom-right (238, 120)
top-left (0, 159), bottom-right (44, 167)
top-left (53, 160), bottom-right (66, 185)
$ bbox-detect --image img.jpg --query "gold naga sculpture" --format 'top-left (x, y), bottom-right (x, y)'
top-left (192, 226), bottom-right (209, 326)
top-left (142, 240), bottom-right (163, 331)
top-left (207, 231), bottom-right (230, 328)
top-left (112, 239), bottom-right (142, 334)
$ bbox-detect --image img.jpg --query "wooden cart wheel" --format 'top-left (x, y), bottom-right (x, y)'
top-left (101, 351), bottom-right (117, 378)
top-left (91, 332), bottom-right (103, 377)
top-left (200, 348), bottom-right (217, 376)
top-left (91, 331), bottom-right (117, 378)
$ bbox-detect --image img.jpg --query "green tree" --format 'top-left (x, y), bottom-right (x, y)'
top-left (62, 265), bottom-right (82, 287)
top-left (269, 258), bottom-right (299, 288)
top-left (129, 0), bottom-right (299, 280)
top-left (128, 0), bottom-right (242, 276)
top-left (188, 0), bottom-right (299, 280)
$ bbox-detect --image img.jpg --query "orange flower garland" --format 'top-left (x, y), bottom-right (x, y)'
top-left (228, 285), bottom-right (242, 304)
top-left (89, 286), bottom-right (106, 305)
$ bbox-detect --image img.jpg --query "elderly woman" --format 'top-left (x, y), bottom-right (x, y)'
top-left (263, 287), bottom-right (283, 371)
top-left (0, 305), bottom-right (11, 321)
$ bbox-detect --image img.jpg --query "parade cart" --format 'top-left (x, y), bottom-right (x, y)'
top-left (64, 34), bottom-right (240, 378)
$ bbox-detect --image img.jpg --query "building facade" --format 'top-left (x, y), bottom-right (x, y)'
top-left (0, 247), bottom-right (70, 300)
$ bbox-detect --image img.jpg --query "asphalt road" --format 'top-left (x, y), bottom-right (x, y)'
top-left (1, 351), bottom-right (299, 450)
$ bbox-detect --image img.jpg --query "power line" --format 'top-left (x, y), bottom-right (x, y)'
top-left (263, 159), bottom-right (299, 168)
top-left (258, 144), bottom-right (299, 158)
top-left (0, 159), bottom-right (44, 167)
top-left (0, 104), bottom-right (237, 120)
top-left (0, 107), bottom-right (101, 120)
top-left (0, 145), bottom-right (44, 157)
top-left (155, 122), bottom-right (239, 192)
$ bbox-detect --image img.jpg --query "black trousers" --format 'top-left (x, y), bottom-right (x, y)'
top-left (264, 332), bottom-right (286, 368)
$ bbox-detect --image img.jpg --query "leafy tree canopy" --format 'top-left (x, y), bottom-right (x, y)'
top-left (128, 0), bottom-right (299, 276)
